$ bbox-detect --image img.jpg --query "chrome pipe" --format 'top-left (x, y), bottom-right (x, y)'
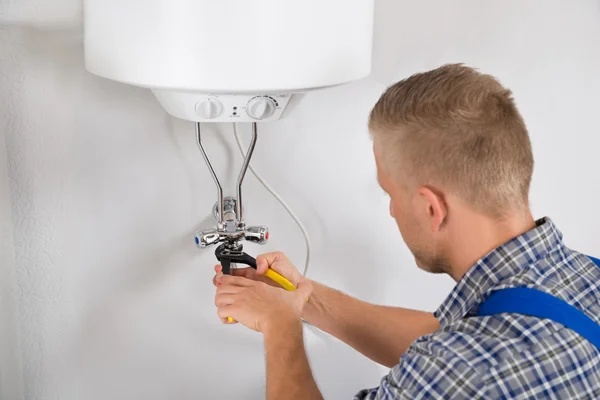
top-left (196, 122), bottom-right (224, 226)
top-left (235, 122), bottom-right (258, 225)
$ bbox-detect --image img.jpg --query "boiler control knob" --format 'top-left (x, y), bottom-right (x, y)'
top-left (195, 98), bottom-right (223, 119)
top-left (246, 97), bottom-right (276, 120)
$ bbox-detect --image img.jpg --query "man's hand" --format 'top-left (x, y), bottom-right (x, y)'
top-left (212, 251), bottom-right (304, 288)
top-left (212, 252), bottom-right (322, 398)
top-left (213, 252), bottom-right (310, 332)
top-left (215, 275), bottom-right (312, 332)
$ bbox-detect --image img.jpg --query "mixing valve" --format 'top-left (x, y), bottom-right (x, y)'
top-left (194, 122), bottom-right (269, 251)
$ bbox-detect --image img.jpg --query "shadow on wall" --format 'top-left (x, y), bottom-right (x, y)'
top-left (0, 0), bottom-right (82, 29)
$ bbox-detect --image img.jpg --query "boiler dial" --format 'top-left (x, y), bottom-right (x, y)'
top-left (195, 98), bottom-right (223, 119)
top-left (245, 97), bottom-right (276, 120)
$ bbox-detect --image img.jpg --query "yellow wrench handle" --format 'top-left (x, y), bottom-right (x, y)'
top-left (264, 268), bottom-right (297, 291)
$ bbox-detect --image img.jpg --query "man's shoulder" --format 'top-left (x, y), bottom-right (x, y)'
top-left (408, 305), bottom-right (584, 372)
top-left (409, 312), bottom-right (600, 399)
top-left (394, 310), bottom-right (600, 398)
top-left (497, 248), bottom-right (600, 324)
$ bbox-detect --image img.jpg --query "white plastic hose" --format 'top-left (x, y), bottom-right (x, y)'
top-left (232, 123), bottom-right (311, 276)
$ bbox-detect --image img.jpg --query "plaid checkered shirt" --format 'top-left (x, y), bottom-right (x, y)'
top-left (355, 217), bottom-right (600, 399)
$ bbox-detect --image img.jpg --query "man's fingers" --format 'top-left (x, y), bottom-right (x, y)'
top-left (216, 274), bottom-right (254, 287)
top-left (256, 251), bottom-right (286, 274)
top-left (214, 293), bottom-right (237, 307)
top-left (215, 265), bottom-right (255, 277)
top-left (217, 305), bottom-right (237, 324)
top-left (216, 284), bottom-right (243, 295)
top-left (214, 266), bottom-right (257, 287)
top-left (213, 265), bottom-right (223, 287)
top-left (231, 267), bottom-right (256, 279)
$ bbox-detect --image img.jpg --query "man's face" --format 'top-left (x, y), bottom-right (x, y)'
top-left (374, 141), bottom-right (449, 274)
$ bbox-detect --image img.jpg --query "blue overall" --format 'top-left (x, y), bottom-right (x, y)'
top-left (477, 255), bottom-right (600, 350)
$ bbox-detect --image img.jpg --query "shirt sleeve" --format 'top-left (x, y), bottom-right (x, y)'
top-left (353, 340), bottom-right (486, 399)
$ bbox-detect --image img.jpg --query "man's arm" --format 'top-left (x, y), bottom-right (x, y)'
top-left (214, 252), bottom-right (440, 368)
top-left (264, 318), bottom-right (323, 400)
top-left (303, 281), bottom-right (440, 368)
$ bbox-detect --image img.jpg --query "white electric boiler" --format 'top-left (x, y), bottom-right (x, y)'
top-left (83, 0), bottom-right (374, 122)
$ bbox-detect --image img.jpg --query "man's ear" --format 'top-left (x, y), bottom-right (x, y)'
top-left (416, 186), bottom-right (447, 232)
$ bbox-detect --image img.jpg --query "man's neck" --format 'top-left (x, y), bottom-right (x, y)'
top-left (447, 210), bottom-right (536, 282)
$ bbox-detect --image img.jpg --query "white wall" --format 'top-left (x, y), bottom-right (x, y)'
top-left (1, 0), bottom-right (600, 399)
top-left (0, 35), bottom-right (25, 399)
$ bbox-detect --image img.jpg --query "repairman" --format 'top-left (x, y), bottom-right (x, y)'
top-left (212, 64), bottom-right (600, 399)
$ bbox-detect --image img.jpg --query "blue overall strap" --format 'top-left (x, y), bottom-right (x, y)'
top-left (477, 255), bottom-right (600, 350)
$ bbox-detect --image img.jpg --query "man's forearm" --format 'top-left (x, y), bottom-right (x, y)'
top-left (302, 281), bottom-right (440, 368)
top-left (264, 319), bottom-right (323, 400)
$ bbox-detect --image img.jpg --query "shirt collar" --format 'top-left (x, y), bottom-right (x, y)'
top-left (434, 217), bottom-right (564, 328)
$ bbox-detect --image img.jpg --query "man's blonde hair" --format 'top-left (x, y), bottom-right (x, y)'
top-left (369, 64), bottom-right (534, 217)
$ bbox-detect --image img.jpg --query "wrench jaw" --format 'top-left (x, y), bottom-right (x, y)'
top-left (214, 242), bottom-right (258, 275)
top-left (214, 243), bottom-right (238, 275)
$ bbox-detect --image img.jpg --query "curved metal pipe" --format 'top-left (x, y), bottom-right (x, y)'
top-left (196, 122), bottom-right (224, 226)
top-left (236, 122), bottom-right (258, 225)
